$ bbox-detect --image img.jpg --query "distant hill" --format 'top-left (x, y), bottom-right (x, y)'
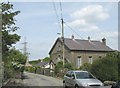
top-left (29, 57), bottom-right (50, 66)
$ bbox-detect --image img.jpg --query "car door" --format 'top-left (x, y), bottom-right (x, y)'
top-left (69, 71), bottom-right (76, 86)
top-left (64, 71), bottom-right (72, 86)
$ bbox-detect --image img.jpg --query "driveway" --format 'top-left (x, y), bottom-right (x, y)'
top-left (22, 72), bottom-right (62, 86)
top-left (20, 72), bottom-right (111, 88)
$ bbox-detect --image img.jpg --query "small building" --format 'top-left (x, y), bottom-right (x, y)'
top-left (49, 36), bottom-right (114, 68)
top-left (25, 62), bottom-right (33, 67)
top-left (36, 60), bottom-right (55, 69)
top-left (36, 60), bottom-right (55, 75)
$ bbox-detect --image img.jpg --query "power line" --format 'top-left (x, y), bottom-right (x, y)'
top-left (52, 1), bottom-right (61, 30)
top-left (60, 0), bottom-right (84, 40)
top-left (52, 0), bottom-right (84, 40)
top-left (64, 21), bottom-right (84, 39)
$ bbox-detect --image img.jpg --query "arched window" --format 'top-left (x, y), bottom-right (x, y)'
top-left (77, 56), bottom-right (82, 68)
top-left (88, 56), bottom-right (93, 64)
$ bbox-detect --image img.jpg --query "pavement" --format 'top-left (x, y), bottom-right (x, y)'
top-left (22, 72), bottom-right (62, 86)
top-left (2, 72), bottom-right (112, 88)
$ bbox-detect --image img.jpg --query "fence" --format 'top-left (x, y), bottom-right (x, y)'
top-left (25, 66), bottom-right (68, 79)
top-left (36, 68), bottom-right (55, 77)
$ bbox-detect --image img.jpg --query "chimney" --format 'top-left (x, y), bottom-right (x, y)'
top-left (71, 34), bottom-right (74, 40)
top-left (88, 36), bottom-right (90, 42)
top-left (102, 38), bottom-right (106, 45)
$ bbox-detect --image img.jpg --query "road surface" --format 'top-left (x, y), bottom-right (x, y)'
top-left (22, 72), bottom-right (111, 88)
top-left (22, 72), bottom-right (62, 86)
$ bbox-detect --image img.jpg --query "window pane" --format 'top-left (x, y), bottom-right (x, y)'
top-left (75, 72), bottom-right (95, 79)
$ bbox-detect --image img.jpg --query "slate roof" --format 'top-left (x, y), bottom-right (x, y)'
top-left (49, 37), bottom-right (113, 54)
top-left (36, 62), bottom-right (49, 67)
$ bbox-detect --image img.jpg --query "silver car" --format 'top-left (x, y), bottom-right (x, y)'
top-left (63, 70), bottom-right (104, 88)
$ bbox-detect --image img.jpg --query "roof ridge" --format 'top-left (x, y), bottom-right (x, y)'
top-left (56, 37), bottom-right (113, 51)
top-left (63, 37), bottom-right (100, 42)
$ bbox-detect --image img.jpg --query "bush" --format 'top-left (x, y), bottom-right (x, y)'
top-left (54, 61), bottom-right (63, 75)
top-left (25, 66), bottom-right (35, 73)
top-left (80, 63), bottom-right (91, 72)
top-left (91, 55), bottom-right (118, 82)
top-left (64, 62), bottom-right (74, 70)
top-left (79, 52), bottom-right (119, 82)
top-left (118, 52), bottom-right (120, 81)
top-left (54, 61), bottom-right (73, 78)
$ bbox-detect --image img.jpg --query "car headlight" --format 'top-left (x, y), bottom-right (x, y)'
top-left (101, 83), bottom-right (104, 86)
top-left (81, 83), bottom-right (89, 86)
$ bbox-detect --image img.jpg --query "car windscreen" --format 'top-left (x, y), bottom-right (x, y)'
top-left (75, 72), bottom-right (95, 79)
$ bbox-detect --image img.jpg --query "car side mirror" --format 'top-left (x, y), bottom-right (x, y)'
top-left (71, 76), bottom-right (75, 79)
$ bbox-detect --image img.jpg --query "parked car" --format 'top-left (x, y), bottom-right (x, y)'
top-left (63, 70), bottom-right (103, 88)
top-left (111, 81), bottom-right (120, 88)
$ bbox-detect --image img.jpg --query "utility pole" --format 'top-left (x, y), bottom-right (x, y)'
top-left (61, 18), bottom-right (65, 68)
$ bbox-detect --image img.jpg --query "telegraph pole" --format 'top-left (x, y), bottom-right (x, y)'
top-left (59, 1), bottom-right (65, 68)
top-left (61, 18), bottom-right (65, 68)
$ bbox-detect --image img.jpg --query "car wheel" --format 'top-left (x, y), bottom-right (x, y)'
top-left (63, 81), bottom-right (67, 88)
top-left (75, 84), bottom-right (79, 88)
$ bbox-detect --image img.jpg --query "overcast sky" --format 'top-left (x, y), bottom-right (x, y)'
top-left (9, 1), bottom-right (118, 61)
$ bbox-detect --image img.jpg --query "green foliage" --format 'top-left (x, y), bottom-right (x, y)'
top-left (1, 2), bottom-right (23, 80)
top-left (106, 51), bottom-right (119, 59)
top-left (55, 61), bottom-right (63, 74)
top-left (1, 2), bottom-right (20, 55)
top-left (118, 52), bottom-right (120, 81)
top-left (43, 57), bottom-right (50, 62)
top-left (10, 48), bottom-right (27, 72)
top-left (25, 66), bottom-right (35, 73)
top-left (79, 51), bottom-right (119, 82)
top-left (64, 62), bottom-right (73, 70)
top-left (25, 66), bottom-right (41, 73)
top-left (91, 52), bottom-right (118, 82)
top-left (29, 57), bottom-right (50, 66)
top-left (4, 63), bottom-right (14, 80)
top-left (80, 63), bottom-right (91, 72)
top-left (9, 48), bottom-right (27, 64)
top-left (54, 61), bottom-right (73, 76)
top-left (3, 48), bottom-right (27, 80)
top-left (2, 2), bottom-right (20, 30)
top-left (29, 60), bottom-right (40, 66)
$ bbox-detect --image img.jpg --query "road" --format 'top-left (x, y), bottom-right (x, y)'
top-left (22, 72), bottom-right (62, 86)
top-left (22, 72), bottom-right (111, 88)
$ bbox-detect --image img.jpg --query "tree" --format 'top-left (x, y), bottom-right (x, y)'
top-left (54, 61), bottom-right (73, 78)
top-left (29, 60), bottom-right (40, 66)
top-left (54, 61), bottom-right (63, 75)
top-left (1, 2), bottom-right (21, 80)
top-left (118, 51), bottom-right (120, 81)
top-left (3, 48), bottom-right (27, 80)
top-left (64, 61), bottom-right (74, 70)
top-left (2, 2), bottom-right (20, 56)
top-left (91, 52), bottom-right (118, 82)
top-left (80, 63), bottom-right (91, 72)
top-left (43, 57), bottom-right (50, 62)
top-left (6, 48), bottom-right (27, 78)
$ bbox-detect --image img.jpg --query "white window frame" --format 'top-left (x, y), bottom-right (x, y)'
top-left (77, 56), bottom-right (82, 68)
top-left (88, 56), bottom-right (93, 64)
